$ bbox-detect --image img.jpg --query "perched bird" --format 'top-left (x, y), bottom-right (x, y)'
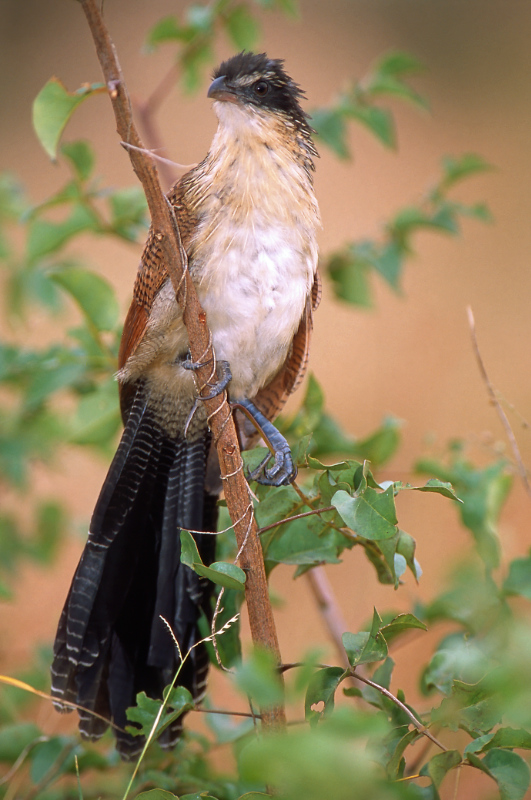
top-left (51, 51), bottom-right (321, 758)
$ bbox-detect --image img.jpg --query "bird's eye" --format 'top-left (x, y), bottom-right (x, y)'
top-left (253, 80), bottom-right (270, 97)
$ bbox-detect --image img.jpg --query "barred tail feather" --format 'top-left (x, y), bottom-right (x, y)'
top-left (51, 385), bottom-right (217, 759)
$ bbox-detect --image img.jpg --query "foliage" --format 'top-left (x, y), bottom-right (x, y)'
top-left (1, 2), bottom-right (529, 800)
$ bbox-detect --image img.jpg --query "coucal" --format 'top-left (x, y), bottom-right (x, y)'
top-left (51, 51), bottom-right (320, 758)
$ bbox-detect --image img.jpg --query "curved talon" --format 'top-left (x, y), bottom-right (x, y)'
top-left (199, 360), bottom-right (232, 400)
top-left (182, 356), bottom-right (232, 400)
top-left (182, 357), bottom-right (211, 371)
top-left (248, 447), bottom-right (297, 487)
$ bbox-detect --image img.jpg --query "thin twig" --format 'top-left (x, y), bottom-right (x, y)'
top-left (467, 306), bottom-right (531, 499)
top-left (121, 140), bottom-right (196, 177)
top-left (192, 706), bottom-right (260, 719)
top-left (258, 505), bottom-right (336, 535)
top-left (352, 670), bottom-right (448, 752)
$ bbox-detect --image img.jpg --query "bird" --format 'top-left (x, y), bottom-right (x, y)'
top-left (50, 51), bottom-right (321, 759)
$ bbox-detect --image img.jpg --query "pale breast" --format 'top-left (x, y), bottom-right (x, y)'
top-left (195, 215), bottom-right (315, 398)
top-left (188, 126), bottom-right (319, 398)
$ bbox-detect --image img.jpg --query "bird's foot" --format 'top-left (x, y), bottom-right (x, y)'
top-left (233, 397), bottom-right (297, 486)
top-left (183, 356), bottom-right (232, 400)
top-left (248, 444), bottom-right (297, 487)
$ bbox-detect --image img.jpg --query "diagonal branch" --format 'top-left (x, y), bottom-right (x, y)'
top-left (351, 671), bottom-right (448, 752)
top-left (79, 0), bottom-right (285, 732)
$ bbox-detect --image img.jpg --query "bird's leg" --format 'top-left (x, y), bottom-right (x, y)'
top-left (232, 397), bottom-right (297, 487)
top-left (183, 354), bottom-right (232, 400)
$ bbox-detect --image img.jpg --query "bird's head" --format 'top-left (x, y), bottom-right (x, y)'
top-left (207, 52), bottom-right (312, 139)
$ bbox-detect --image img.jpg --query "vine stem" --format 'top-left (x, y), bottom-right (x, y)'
top-left (351, 671), bottom-right (448, 752)
top-left (78, 0), bottom-right (285, 733)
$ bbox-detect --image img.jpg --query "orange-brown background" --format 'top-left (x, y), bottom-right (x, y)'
top-left (1, 1), bottom-right (530, 796)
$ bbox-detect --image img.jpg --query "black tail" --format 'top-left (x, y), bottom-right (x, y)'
top-left (51, 385), bottom-right (217, 759)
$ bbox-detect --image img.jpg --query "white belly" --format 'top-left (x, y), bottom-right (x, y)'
top-left (195, 218), bottom-right (315, 398)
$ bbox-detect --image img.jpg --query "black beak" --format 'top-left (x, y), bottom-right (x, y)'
top-left (207, 75), bottom-right (238, 104)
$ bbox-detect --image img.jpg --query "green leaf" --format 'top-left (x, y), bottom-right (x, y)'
top-left (420, 750), bottom-right (461, 788)
top-left (468, 749), bottom-right (530, 800)
top-left (264, 516), bottom-right (341, 569)
top-left (108, 186), bottom-right (148, 241)
top-left (386, 727), bottom-right (421, 778)
top-left (27, 204), bottom-right (100, 261)
top-left (29, 737), bottom-right (65, 784)
top-left (327, 250), bottom-right (372, 306)
top-left (233, 648), bottom-right (284, 706)
top-left (146, 16), bottom-right (183, 48)
top-left (24, 355), bottom-right (86, 411)
top-left (126, 687), bottom-right (194, 739)
top-left (380, 613), bottom-right (427, 644)
top-left (50, 266), bottom-right (120, 331)
top-left (223, 5), bottom-right (260, 50)
top-left (432, 678), bottom-right (502, 733)
top-left (255, 484), bottom-right (299, 530)
top-left (421, 633), bottom-right (489, 697)
top-left (353, 416), bottom-right (402, 467)
top-left (366, 51), bottom-right (428, 110)
top-left (346, 104), bottom-right (395, 149)
top-left (305, 667), bottom-right (346, 724)
top-left (33, 78), bottom-right (105, 159)
top-left (467, 727), bottom-right (531, 754)
top-left (180, 531), bottom-right (245, 589)
top-left (309, 413), bottom-right (360, 460)
top-left (504, 554), bottom-right (531, 600)
top-left (376, 51), bottom-right (424, 77)
top-left (412, 478), bottom-right (461, 502)
top-left (441, 153), bottom-right (492, 189)
top-left (181, 41), bottom-right (214, 93)
top-left (417, 455), bottom-right (512, 570)
top-left (311, 108), bottom-right (349, 159)
top-left (69, 378), bottom-right (121, 447)
top-left (0, 722), bottom-right (41, 762)
top-left (31, 501), bottom-right (64, 563)
top-left (180, 529), bottom-right (201, 567)
top-left (194, 561), bottom-right (246, 592)
top-left (61, 140), bottom-right (94, 181)
top-left (342, 609), bottom-right (388, 667)
top-left (396, 529), bottom-right (422, 581)
top-left (390, 205), bottom-right (458, 239)
top-left (332, 485), bottom-right (398, 541)
top-left (238, 706), bottom-right (389, 799)
top-left (134, 791), bottom-right (179, 800)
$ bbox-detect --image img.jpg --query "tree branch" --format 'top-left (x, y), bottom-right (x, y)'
top-left (79, 0), bottom-right (285, 732)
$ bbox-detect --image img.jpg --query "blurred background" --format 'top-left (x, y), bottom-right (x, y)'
top-left (1, 0), bottom-right (530, 794)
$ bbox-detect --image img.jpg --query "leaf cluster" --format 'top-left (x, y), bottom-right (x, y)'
top-left (146, 0), bottom-right (298, 92)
